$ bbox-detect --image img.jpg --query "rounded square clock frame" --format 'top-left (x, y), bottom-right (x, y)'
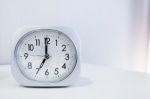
top-left (11, 26), bottom-right (81, 87)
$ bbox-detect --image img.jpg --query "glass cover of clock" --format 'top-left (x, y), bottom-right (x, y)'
top-left (15, 29), bottom-right (77, 83)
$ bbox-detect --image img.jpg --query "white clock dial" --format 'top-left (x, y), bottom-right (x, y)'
top-left (14, 29), bottom-right (77, 83)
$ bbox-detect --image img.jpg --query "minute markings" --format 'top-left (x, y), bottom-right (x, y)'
top-left (17, 31), bottom-right (76, 82)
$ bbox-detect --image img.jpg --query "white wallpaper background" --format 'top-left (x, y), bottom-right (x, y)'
top-left (0, 0), bottom-right (149, 72)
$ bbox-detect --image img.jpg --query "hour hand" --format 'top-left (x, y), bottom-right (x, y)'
top-left (36, 58), bottom-right (46, 74)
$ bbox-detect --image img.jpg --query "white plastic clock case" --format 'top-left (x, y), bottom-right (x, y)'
top-left (11, 26), bottom-right (81, 87)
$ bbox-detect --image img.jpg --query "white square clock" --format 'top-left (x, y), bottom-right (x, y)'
top-left (11, 27), bottom-right (80, 87)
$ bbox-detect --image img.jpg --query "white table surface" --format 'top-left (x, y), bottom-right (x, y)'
top-left (0, 64), bottom-right (150, 99)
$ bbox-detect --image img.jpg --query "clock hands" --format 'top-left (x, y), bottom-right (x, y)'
top-left (36, 38), bottom-right (50, 75)
top-left (36, 58), bottom-right (46, 74)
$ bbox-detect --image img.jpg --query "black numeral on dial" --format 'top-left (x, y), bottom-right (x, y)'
top-left (35, 39), bottom-right (40, 46)
top-left (24, 53), bottom-right (28, 59)
top-left (28, 62), bottom-right (32, 69)
top-left (45, 69), bottom-right (49, 76)
top-left (65, 53), bottom-right (69, 60)
top-left (55, 39), bottom-right (58, 46)
top-left (28, 44), bottom-right (34, 51)
top-left (45, 37), bottom-right (50, 45)
top-left (62, 63), bottom-right (66, 69)
top-left (54, 68), bottom-right (59, 75)
top-left (62, 44), bottom-right (66, 52)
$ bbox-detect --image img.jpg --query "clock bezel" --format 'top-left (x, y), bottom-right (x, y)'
top-left (14, 29), bottom-right (78, 83)
top-left (12, 26), bottom-right (80, 87)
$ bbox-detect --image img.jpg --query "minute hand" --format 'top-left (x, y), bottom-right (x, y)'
top-left (45, 44), bottom-right (48, 55)
top-left (45, 38), bottom-right (48, 55)
top-left (36, 58), bottom-right (46, 74)
top-left (45, 38), bottom-right (50, 59)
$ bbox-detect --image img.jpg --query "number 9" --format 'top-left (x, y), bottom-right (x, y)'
top-left (24, 53), bottom-right (28, 59)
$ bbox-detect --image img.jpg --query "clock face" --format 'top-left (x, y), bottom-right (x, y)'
top-left (14, 29), bottom-right (77, 83)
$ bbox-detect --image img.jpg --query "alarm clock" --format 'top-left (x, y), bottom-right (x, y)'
top-left (11, 27), bottom-right (80, 87)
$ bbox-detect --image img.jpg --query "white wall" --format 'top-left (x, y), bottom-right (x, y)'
top-left (0, 0), bottom-right (149, 72)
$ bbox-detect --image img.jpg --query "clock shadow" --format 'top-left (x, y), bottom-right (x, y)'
top-left (22, 77), bottom-right (93, 89)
